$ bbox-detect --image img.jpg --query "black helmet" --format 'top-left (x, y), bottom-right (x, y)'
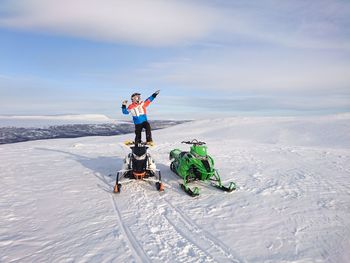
top-left (131, 92), bottom-right (141, 99)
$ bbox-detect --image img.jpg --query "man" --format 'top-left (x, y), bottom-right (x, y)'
top-left (122, 90), bottom-right (160, 145)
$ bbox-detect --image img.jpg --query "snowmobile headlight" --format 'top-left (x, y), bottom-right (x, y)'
top-left (193, 153), bottom-right (208, 160)
top-left (133, 153), bottom-right (146, 160)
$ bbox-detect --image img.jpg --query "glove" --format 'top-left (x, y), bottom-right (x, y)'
top-left (152, 90), bottom-right (160, 98)
top-left (122, 100), bottom-right (128, 108)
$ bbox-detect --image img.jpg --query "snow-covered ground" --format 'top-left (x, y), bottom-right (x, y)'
top-left (1, 115), bottom-right (349, 262)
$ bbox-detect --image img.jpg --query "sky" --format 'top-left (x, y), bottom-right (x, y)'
top-left (0, 0), bottom-right (349, 119)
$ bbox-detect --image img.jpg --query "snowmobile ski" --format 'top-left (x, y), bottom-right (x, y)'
top-left (180, 184), bottom-right (200, 197)
top-left (211, 181), bottom-right (237, 192)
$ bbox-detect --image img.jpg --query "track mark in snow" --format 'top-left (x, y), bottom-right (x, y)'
top-left (163, 197), bottom-right (243, 263)
top-left (110, 196), bottom-right (152, 263)
top-left (162, 214), bottom-right (215, 262)
top-left (107, 152), bottom-right (242, 262)
top-left (110, 182), bottom-right (228, 262)
top-left (132, 184), bottom-right (214, 262)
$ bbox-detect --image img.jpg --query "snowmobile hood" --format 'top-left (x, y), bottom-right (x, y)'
top-left (190, 144), bottom-right (207, 157)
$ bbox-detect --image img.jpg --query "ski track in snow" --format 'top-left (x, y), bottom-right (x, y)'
top-left (162, 196), bottom-right (242, 262)
top-left (106, 176), bottom-right (241, 263)
top-left (1, 116), bottom-right (350, 262)
top-left (111, 195), bottom-right (151, 263)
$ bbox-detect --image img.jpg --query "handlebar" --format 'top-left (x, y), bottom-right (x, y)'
top-left (181, 139), bottom-right (206, 145)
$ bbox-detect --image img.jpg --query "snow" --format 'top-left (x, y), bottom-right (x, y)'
top-left (0, 115), bottom-right (349, 262)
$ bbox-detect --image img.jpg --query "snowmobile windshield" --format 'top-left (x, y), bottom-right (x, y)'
top-left (131, 146), bottom-right (147, 156)
top-left (190, 145), bottom-right (207, 157)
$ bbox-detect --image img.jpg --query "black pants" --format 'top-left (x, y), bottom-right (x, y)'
top-left (135, 121), bottom-right (152, 144)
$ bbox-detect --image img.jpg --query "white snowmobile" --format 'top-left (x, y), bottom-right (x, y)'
top-left (114, 141), bottom-right (164, 193)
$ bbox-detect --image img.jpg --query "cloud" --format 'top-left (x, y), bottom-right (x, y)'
top-left (153, 94), bottom-right (350, 118)
top-left (1, 0), bottom-right (349, 49)
top-left (122, 49), bottom-right (350, 94)
top-left (215, 0), bottom-right (350, 50)
top-left (209, 92), bottom-right (348, 110)
top-left (164, 62), bottom-right (350, 93)
top-left (0, 0), bottom-right (219, 46)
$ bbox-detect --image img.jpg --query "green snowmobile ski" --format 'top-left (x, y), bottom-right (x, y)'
top-left (169, 139), bottom-right (236, 196)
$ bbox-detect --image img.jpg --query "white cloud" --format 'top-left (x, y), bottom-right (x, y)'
top-left (1, 0), bottom-right (349, 49)
top-left (165, 62), bottom-right (350, 93)
top-left (216, 0), bottom-right (350, 50)
top-left (0, 0), bottom-right (219, 46)
top-left (125, 49), bottom-right (350, 94)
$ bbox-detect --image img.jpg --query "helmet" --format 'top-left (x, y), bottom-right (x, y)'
top-left (131, 92), bottom-right (141, 100)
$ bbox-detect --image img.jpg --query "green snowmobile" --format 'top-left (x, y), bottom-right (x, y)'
top-left (169, 139), bottom-right (236, 196)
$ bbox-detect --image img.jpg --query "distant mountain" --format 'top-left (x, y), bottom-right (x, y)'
top-left (0, 114), bottom-right (111, 121)
top-left (0, 114), bottom-right (120, 128)
top-left (0, 120), bottom-right (188, 144)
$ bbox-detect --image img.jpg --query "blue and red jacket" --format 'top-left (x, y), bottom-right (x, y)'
top-left (122, 95), bottom-right (155, 124)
